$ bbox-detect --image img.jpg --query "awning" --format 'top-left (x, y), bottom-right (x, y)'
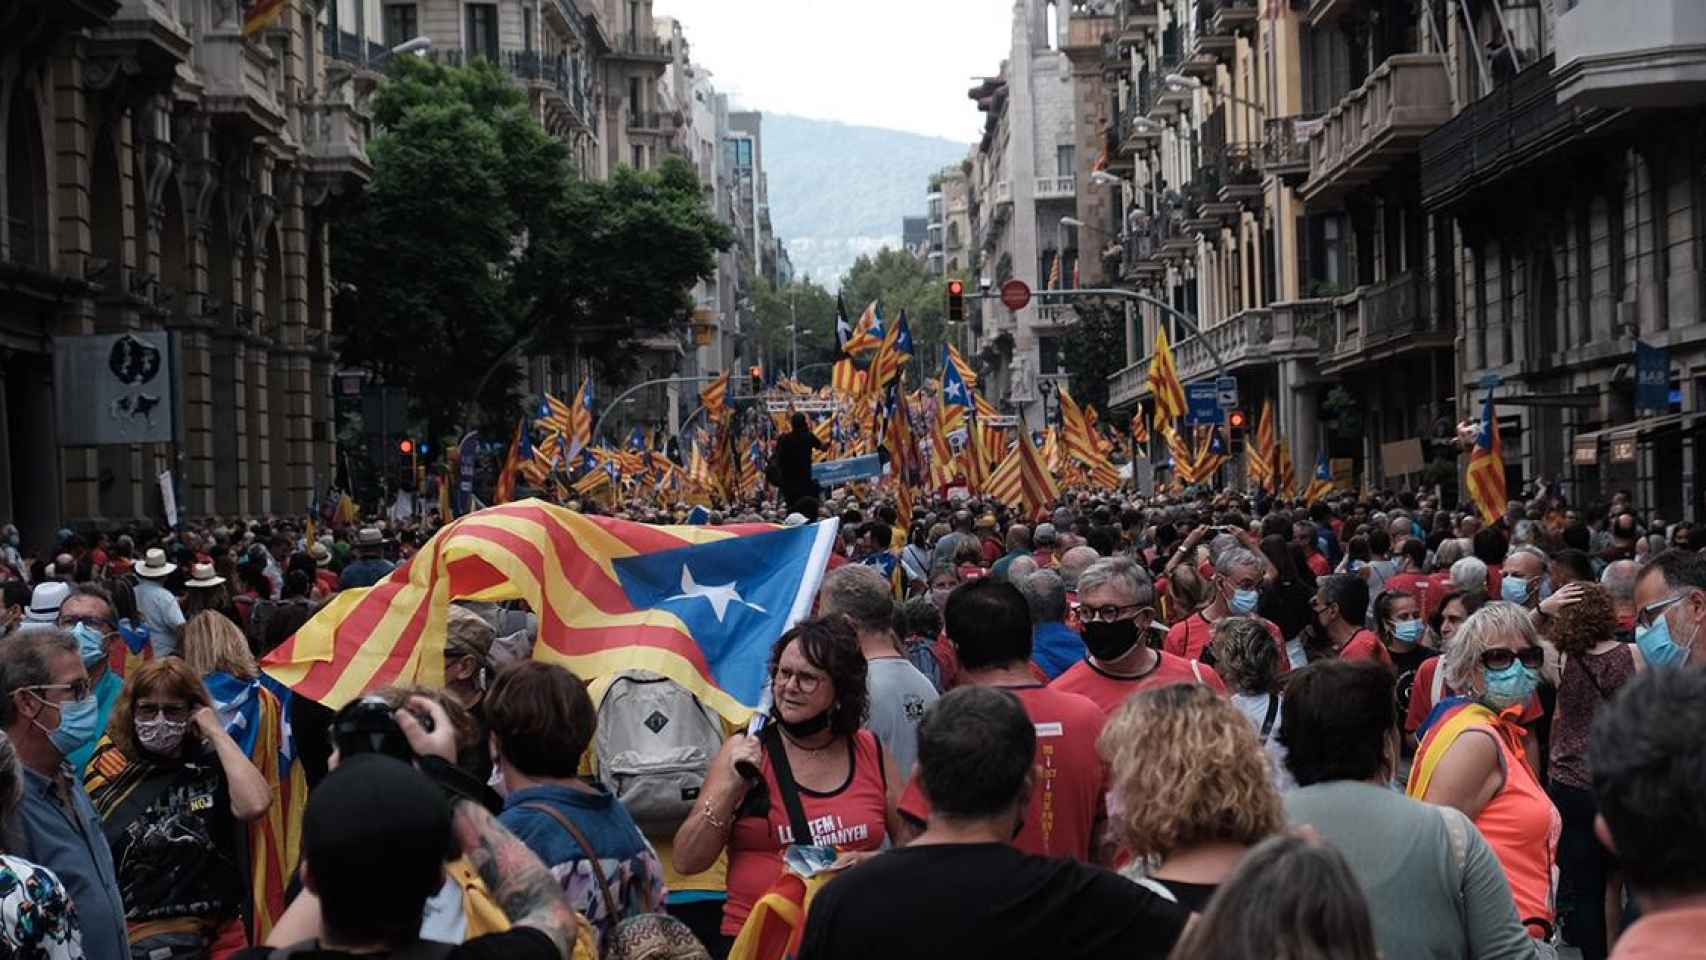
top-left (1574, 412), bottom-right (1706, 445)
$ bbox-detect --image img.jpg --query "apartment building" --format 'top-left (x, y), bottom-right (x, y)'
top-left (966, 0), bottom-right (1084, 424)
top-left (1424, 0), bottom-right (1706, 519)
top-left (0, 0), bottom-right (360, 541)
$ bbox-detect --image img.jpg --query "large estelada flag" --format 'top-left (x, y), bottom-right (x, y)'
top-left (263, 500), bottom-right (841, 722)
top-left (1465, 385), bottom-right (1507, 525)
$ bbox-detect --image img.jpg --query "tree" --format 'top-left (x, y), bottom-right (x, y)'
top-left (751, 277), bottom-right (837, 385)
top-left (838, 247), bottom-right (964, 384)
top-left (331, 57), bottom-right (730, 442)
top-left (1058, 297), bottom-right (1128, 411)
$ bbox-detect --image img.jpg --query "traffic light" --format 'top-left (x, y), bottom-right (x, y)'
top-left (1227, 409), bottom-right (1248, 453)
top-left (946, 279), bottom-right (964, 325)
top-left (398, 438), bottom-right (414, 455)
top-left (749, 365), bottom-right (764, 395)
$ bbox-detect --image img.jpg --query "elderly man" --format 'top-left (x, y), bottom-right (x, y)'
top-left (0, 630), bottom-right (126, 959)
top-left (1631, 549), bottom-right (1706, 669)
top-left (1601, 559), bottom-right (1640, 639)
top-left (990, 524), bottom-right (1032, 581)
top-left (1163, 546), bottom-right (1288, 672)
top-left (339, 527), bottom-right (396, 589)
top-left (1500, 544), bottom-right (1548, 609)
top-left (818, 564), bottom-right (939, 777)
top-left (132, 547), bottom-right (184, 656)
top-left (931, 511), bottom-right (977, 573)
top-left (1050, 557), bottom-right (1226, 716)
top-left (55, 586), bottom-right (125, 779)
top-left (1451, 555), bottom-right (1490, 596)
top-left (1018, 571), bottom-right (1083, 681)
top-left (1057, 545), bottom-right (1099, 597)
top-left (1031, 523), bottom-right (1061, 570)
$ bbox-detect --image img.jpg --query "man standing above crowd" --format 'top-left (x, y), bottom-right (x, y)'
top-left (773, 413), bottom-right (825, 514)
top-left (1052, 557), bottom-right (1226, 715)
top-left (817, 565), bottom-right (939, 777)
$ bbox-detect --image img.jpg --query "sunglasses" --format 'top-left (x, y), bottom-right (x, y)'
top-left (1480, 647), bottom-right (1545, 671)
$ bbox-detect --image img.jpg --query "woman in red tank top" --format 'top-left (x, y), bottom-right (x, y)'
top-left (671, 617), bottom-right (901, 945)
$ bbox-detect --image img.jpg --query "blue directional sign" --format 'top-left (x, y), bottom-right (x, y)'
top-left (811, 454), bottom-right (883, 485)
top-left (1186, 380), bottom-right (1222, 425)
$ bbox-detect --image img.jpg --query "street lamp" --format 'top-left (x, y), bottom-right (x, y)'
top-left (383, 36), bottom-right (434, 61)
top-left (1164, 73), bottom-right (1267, 119)
top-left (1089, 170), bottom-right (1122, 187)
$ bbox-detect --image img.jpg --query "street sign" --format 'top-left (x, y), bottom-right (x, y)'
top-left (811, 454), bottom-right (883, 485)
top-left (1186, 381), bottom-right (1222, 425)
top-left (1000, 279), bottom-right (1032, 311)
top-left (1215, 376), bottom-right (1238, 409)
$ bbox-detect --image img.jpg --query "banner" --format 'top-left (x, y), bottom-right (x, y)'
top-left (1635, 340), bottom-right (1670, 414)
top-left (811, 454), bottom-right (883, 485)
top-left (158, 470), bottom-right (178, 529)
top-left (54, 332), bottom-right (176, 444)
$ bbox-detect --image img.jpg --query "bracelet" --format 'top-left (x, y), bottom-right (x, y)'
top-left (701, 801), bottom-right (731, 831)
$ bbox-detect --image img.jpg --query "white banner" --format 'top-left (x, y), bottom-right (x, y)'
top-left (158, 471), bottom-right (178, 528)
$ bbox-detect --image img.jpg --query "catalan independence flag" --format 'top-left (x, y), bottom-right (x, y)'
top-left (243, 0), bottom-right (288, 35)
top-left (1149, 326), bottom-right (1188, 424)
top-left (263, 501), bottom-right (842, 723)
top-left (701, 370), bottom-right (729, 419)
top-left (1465, 385), bottom-right (1507, 525)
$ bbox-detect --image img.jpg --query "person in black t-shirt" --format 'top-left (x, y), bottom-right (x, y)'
top-left (230, 704), bottom-right (581, 960)
top-left (773, 414), bottom-right (826, 513)
top-left (796, 686), bottom-right (1188, 960)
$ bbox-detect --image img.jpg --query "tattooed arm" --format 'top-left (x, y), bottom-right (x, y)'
top-left (454, 798), bottom-right (580, 956)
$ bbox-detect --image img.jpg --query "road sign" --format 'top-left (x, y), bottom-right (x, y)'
top-left (811, 454), bottom-right (883, 485)
top-left (1186, 381), bottom-right (1222, 425)
top-left (1215, 376), bottom-right (1239, 409)
top-left (1000, 279), bottom-right (1031, 311)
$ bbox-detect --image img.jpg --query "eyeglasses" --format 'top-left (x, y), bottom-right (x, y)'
top-left (135, 701), bottom-right (191, 722)
top-left (1479, 646), bottom-right (1545, 671)
top-left (773, 667), bottom-right (825, 694)
top-left (57, 615), bottom-right (115, 632)
top-left (1080, 603), bottom-right (1148, 623)
top-left (1636, 592), bottom-right (1695, 630)
top-left (29, 681), bottom-right (91, 702)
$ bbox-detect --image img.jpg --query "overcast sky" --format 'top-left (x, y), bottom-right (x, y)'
top-left (653, 0), bottom-right (1015, 142)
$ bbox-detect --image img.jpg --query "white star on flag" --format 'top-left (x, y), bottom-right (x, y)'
top-left (666, 565), bottom-right (767, 623)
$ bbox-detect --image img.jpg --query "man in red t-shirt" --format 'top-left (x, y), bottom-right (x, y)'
top-left (1294, 520), bottom-right (1331, 578)
top-left (1382, 538), bottom-right (1431, 611)
top-left (1052, 556), bottom-right (1228, 716)
top-left (896, 578), bottom-right (1107, 862)
top-left (1312, 572), bottom-right (1392, 668)
top-left (1163, 546), bottom-right (1288, 675)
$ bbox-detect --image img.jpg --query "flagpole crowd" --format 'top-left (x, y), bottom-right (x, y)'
top-left (0, 308), bottom-right (1704, 960)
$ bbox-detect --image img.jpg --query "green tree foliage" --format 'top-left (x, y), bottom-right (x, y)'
top-left (1057, 297), bottom-right (1128, 412)
top-left (837, 248), bottom-right (963, 383)
top-left (331, 57), bottom-right (730, 442)
top-left (751, 278), bottom-right (837, 386)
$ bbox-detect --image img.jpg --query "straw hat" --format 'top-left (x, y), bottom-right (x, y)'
top-left (184, 562), bottom-right (226, 589)
top-left (135, 547), bottom-right (177, 578)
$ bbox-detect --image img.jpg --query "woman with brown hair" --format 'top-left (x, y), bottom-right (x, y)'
top-left (84, 657), bottom-right (270, 958)
top-left (1099, 682), bottom-right (1286, 910)
top-left (1548, 582), bottom-right (1643, 960)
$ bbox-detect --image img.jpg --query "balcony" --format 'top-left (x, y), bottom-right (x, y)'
top-left (300, 101), bottom-right (374, 187)
top-left (1036, 176), bottom-right (1077, 200)
top-left (199, 31), bottom-right (287, 135)
top-left (1306, 0), bottom-right (1359, 29)
top-left (1299, 53), bottom-right (1452, 206)
top-left (1316, 271), bottom-right (1451, 374)
top-left (1106, 305), bottom-right (1322, 408)
top-left (90, 1), bottom-right (193, 80)
top-left (1553, 0), bottom-right (1706, 108)
top-left (1210, 0), bottom-right (1260, 36)
top-left (627, 110), bottom-right (667, 130)
top-left (608, 32), bottom-right (672, 62)
top-left (1117, 75), bottom-right (1160, 158)
top-left (1037, 303), bottom-right (1077, 326)
top-left (1119, 212), bottom-right (1171, 282)
top-left (1262, 114), bottom-right (1320, 184)
top-left (322, 28), bottom-right (391, 66)
top-left (1215, 144), bottom-right (1264, 206)
top-left (994, 180), bottom-right (1013, 207)
top-left (1421, 55), bottom-right (1616, 211)
top-left (1118, 0), bottom-right (1160, 42)
top-left (1150, 60), bottom-right (1191, 118)
top-left (1187, 3), bottom-right (1236, 69)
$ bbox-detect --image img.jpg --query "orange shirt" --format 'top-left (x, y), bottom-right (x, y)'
top-left (1338, 628), bottom-right (1393, 668)
top-left (897, 685), bottom-right (1105, 860)
top-left (1049, 650), bottom-right (1227, 716)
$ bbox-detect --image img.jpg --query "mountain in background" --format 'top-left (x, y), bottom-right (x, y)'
top-left (760, 113), bottom-right (971, 289)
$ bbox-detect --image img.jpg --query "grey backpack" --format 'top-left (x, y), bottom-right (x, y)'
top-left (596, 670), bottom-right (725, 835)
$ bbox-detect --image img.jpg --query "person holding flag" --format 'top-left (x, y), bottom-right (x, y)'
top-left (773, 413), bottom-right (825, 514)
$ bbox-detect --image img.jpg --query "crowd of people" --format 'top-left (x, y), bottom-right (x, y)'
top-left (0, 480), bottom-right (1701, 959)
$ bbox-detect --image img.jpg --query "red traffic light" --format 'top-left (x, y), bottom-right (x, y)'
top-left (947, 279), bottom-right (964, 296)
top-left (1227, 409), bottom-right (1248, 431)
top-left (399, 439), bottom-right (414, 454)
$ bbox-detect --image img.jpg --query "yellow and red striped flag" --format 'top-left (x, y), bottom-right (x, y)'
top-left (1465, 385), bottom-right (1507, 525)
top-left (495, 418), bottom-right (525, 505)
top-left (1047, 251), bottom-right (1062, 291)
top-left (243, 0), bottom-right (288, 35)
top-left (948, 343), bottom-right (980, 389)
top-left (1148, 326), bottom-right (1188, 424)
top-left (842, 301), bottom-right (885, 357)
top-left (1276, 437), bottom-right (1299, 499)
top-left (870, 311), bottom-right (914, 391)
top-left (985, 443), bottom-right (1023, 506)
top-left (566, 379), bottom-right (594, 454)
top-left (1016, 424), bottom-right (1060, 520)
top-left (262, 501), bottom-right (842, 723)
top-left (1131, 406), bottom-right (1151, 449)
top-left (1057, 385), bottom-right (1121, 490)
top-left (830, 358), bottom-right (863, 398)
top-left (540, 393), bottom-right (574, 437)
top-left (700, 370), bottom-right (729, 419)
top-left (1249, 398), bottom-right (1277, 492)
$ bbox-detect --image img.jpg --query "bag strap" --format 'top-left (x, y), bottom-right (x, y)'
top-left (1258, 692), bottom-right (1280, 744)
top-left (762, 724), bottom-right (815, 848)
top-left (520, 801), bottom-right (640, 919)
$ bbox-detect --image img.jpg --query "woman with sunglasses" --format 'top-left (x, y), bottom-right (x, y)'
top-left (83, 657), bottom-right (270, 958)
top-left (1407, 602), bottom-right (1561, 940)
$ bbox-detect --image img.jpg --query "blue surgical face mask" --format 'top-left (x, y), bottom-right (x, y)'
top-left (69, 623), bottom-right (107, 667)
top-left (1635, 603), bottom-right (1698, 669)
top-left (1483, 661), bottom-right (1540, 711)
top-left (31, 692), bottom-right (101, 757)
top-left (1393, 619), bottom-right (1425, 645)
top-left (1229, 588), bottom-right (1260, 615)
top-left (1500, 576), bottom-right (1531, 605)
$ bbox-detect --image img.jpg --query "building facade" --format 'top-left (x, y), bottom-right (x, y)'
top-left (2, 0), bottom-right (360, 545)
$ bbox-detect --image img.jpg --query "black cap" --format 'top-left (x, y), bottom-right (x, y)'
top-left (304, 754), bottom-right (451, 906)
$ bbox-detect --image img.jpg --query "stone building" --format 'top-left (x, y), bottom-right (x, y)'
top-left (2, 0), bottom-right (360, 545)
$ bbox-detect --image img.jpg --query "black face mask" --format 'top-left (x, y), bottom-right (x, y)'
top-left (1082, 618), bottom-right (1141, 662)
top-left (775, 708), bottom-right (832, 738)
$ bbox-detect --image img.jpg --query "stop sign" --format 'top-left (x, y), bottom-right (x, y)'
top-left (1000, 279), bottom-right (1032, 311)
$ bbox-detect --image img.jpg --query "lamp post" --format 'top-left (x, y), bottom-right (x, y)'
top-left (1162, 73), bottom-right (1267, 119)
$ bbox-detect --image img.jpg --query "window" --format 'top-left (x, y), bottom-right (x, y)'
top-left (465, 3), bottom-right (498, 62)
top-left (1038, 335), bottom-right (1063, 373)
top-left (628, 0), bottom-right (640, 32)
top-left (523, 7), bottom-right (533, 52)
top-left (1056, 145), bottom-right (1075, 177)
top-left (734, 138), bottom-right (752, 170)
top-left (632, 144), bottom-right (645, 169)
top-left (383, 3), bottom-right (416, 47)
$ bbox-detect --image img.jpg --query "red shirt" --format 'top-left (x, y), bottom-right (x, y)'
top-left (1384, 571), bottom-right (1429, 605)
top-left (897, 685), bottom-right (1106, 860)
top-left (1485, 562), bottom-right (1504, 598)
top-left (1338, 628), bottom-right (1393, 668)
top-left (1049, 650), bottom-right (1228, 715)
top-left (1305, 551), bottom-right (1331, 578)
top-left (1422, 571), bottom-right (1455, 621)
top-left (723, 730), bottom-right (889, 935)
top-left (1163, 612), bottom-right (1291, 674)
